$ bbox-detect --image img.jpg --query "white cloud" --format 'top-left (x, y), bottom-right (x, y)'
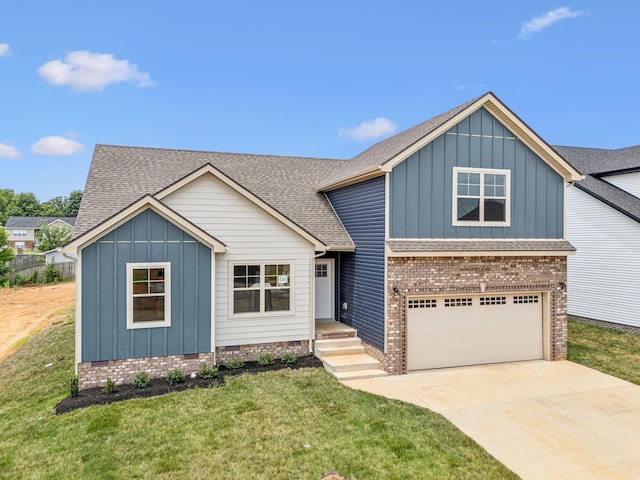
top-left (0, 43), bottom-right (10, 57)
top-left (38, 50), bottom-right (155, 91)
top-left (0, 143), bottom-right (20, 159)
top-left (30, 136), bottom-right (84, 156)
top-left (339, 117), bottom-right (398, 141)
top-left (519, 7), bottom-right (583, 39)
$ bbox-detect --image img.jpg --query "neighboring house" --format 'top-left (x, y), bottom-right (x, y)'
top-left (64, 92), bottom-right (582, 389)
top-left (555, 146), bottom-right (640, 333)
top-left (44, 247), bottom-right (76, 264)
top-left (5, 216), bottom-right (76, 251)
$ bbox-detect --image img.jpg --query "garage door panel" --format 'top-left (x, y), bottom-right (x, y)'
top-left (408, 294), bottom-right (542, 370)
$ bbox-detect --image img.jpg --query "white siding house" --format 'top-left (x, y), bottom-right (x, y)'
top-left (557, 145), bottom-right (640, 331)
top-left (566, 186), bottom-right (640, 328)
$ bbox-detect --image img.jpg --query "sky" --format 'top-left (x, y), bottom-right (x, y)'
top-left (1, 1), bottom-right (639, 202)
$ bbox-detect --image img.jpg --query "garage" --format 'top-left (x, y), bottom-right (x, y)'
top-left (407, 293), bottom-right (543, 370)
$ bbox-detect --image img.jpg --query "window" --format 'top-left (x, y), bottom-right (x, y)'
top-left (315, 264), bottom-right (327, 278)
top-left (15, 242), bottom-right (25, 249)
top-left (12, 230), bottom-right (27, 238)
top-left (453, 167), bottom-right (510, 226)
top-left (407, 299), bottom-right (436, 309)
top-left (233, 263), bottom-right (291, 314)
top-left (444, 297), bottom-right (473, 307)
top-left (126, 263), bottom-right (171, 329)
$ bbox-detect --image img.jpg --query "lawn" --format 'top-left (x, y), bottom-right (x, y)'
top-left (0, 309), bottom-right (516, 480)
top-left (568, 318), bottom-right (640, 385)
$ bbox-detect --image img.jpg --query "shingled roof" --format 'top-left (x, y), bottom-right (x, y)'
top-left (75, 145), bottom-right (354, 250)
top-left (555, 145), bottom-right (640, 223)
top-left (5, 216), bottom-right (76, 228)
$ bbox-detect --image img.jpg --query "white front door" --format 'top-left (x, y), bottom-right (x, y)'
top-left (314, 259), bottom-right (334, 319)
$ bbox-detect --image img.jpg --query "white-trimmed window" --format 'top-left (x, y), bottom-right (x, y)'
top-left (232, 263), bottom-right (291, 314)
top-left (126, 262), bottom-right (171, 329)
top-left (12, 230), bottom-right (27, 238)
top-left (453, 167), bottom-right (510, 226)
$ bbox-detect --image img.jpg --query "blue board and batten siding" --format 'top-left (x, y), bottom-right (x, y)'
top-left (390, 107), bottom-right (564, 239)
top-left (327, 177), bottom-right (385, 350)
top-left (81, 209), bottom-right (211, 362)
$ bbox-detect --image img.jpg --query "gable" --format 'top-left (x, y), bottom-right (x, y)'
top-left (162, 172), bottom-right (318, 252)
top-left (602, 171), bottom-right (640, 199)
top-left (389, 107), bottom-right (565, 239)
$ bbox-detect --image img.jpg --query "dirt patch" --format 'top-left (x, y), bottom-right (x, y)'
top-left (0, 282), bottom-right (75, 360)
top-left (55, 355), bottom-right (324, 414)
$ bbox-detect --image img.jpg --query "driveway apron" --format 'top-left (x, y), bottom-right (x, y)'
top-left (342, 360), bottom-right (640, 480)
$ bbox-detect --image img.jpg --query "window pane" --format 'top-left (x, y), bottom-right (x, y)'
top-left (247, 265), bottom-right (260, 276)
top-left (485, 174), bottom-right (495, 186)
top-left (457, 172), bottom-right (469, 184)
top-left (234, 265), bottom-right (246, 277)
top-left (234, 290), bottom-right (260, 313)
top-left (458, 198), bottom-right (480, 221)
top-left (495, 186), bottom-right (505, 197)
top-left (469, 185), bottom-right (480, 196)
top-left (149, 268), bottom-right (164, 280)
top-left (133, 296), bottom-right (165, 322)
top-left (133, 269), bottom-right (148, 281)
top-left (457, 184), bottom-right (469, 195)
top-left (469, 173), bottom-right (480, 185)
top-left (268, 288), bottom-right (290, 311)
top-left (149, 282), bottom-right (165, 294)
top-left (484, 184), bottom-right (495, 196)
top-left (132, 282), bottom-right (148, 295)
top-left (495, 174), bottom-right (506, 186)
top-left (484, 199), bottom-right (505, 221)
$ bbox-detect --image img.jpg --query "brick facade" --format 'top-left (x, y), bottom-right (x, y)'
top-left (78, 340), bottom-right (310, 390)
top-left (365, 255), bottom-right (568, 375)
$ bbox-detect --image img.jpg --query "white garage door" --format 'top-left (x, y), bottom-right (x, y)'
top-left (407, 294), bottom-right (543, 370)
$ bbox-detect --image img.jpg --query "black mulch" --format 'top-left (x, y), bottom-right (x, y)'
top-left (55, 355), bottom-right (324, 414)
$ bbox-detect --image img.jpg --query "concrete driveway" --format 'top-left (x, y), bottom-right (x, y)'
top-left (342, 361), bottom-right (640, 479)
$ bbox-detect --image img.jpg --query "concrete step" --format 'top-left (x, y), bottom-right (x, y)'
top-left (333, 368), bottom-right (388, 381)
top-left (315, 344), bottom-right (366, 359)
top-left (322, 353), bottom-right (382, 373)
top-left (315, 336), bottom-right (362, 350)
top-left (315, 321), bottom-right (357, 340)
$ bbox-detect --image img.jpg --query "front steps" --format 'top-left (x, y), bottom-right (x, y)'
top-left (314, 322), bottom-right (387, 381)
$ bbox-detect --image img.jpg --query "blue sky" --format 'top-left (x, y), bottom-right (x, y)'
top-left (1, 1), bottom-right (638, 202)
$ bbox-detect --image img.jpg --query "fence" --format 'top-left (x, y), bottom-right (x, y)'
top-left (8, 254), bottom-right (45, 272)
top-left (7, 261), bottom-right (75, 285)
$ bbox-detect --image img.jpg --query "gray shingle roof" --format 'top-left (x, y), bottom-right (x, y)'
top-left (5, 216), bottom-right (76, 228)
top-left (318, 94), bottom-right (485, 190)
top-left (387, 239), bottom-right (575, 253)
top-left (75, 145), bottom-right (354, 250)
top-left (554, 145), bottom-right (640, 223)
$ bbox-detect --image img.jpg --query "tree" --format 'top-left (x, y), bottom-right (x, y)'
top-left (40, 197), bottom-right (65, 217)
top-left (7, 192), bottom-right (40, 217)
top-left (0, 227), bottom-right (15, 285)
top-left (0, 189), bottom-right (15, 226)
top-left (35, 221), bottom-right (73, 252)
top-left (63, 190), bottom-right (83, 217)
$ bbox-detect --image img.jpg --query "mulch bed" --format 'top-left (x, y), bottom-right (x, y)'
top-left (55, 355), bottom-right (323, 414)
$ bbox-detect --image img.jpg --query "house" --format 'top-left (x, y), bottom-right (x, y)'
top-left (64, 92), bottom-right (582, 389)
top-left (555, 145), bottom-right (640, 334)
top-left (5, 216), bottom-right (76, 251)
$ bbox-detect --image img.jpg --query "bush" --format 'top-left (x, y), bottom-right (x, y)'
top-left (103, 378), bottom-right (116, 394)
top-left (167, 368), bottom-right (185, 385)
top-left (14, 270), bottom-right (39, 286)
top-left (280, 352), bottom-right (297, 364)
top-left (226, 357), bottom-right (244, 369)
top-left (69, 374), bottom-right (79, 398)
top-left (133, 372), bottom-right (150, 389)
top-left (43, 264), bottom-right (62, 284)
top-left (198, 364), bottom-right (218, 379)
top-left (257, 353), bottom-right (274, 366)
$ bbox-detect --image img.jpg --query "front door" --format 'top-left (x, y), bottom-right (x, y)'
top-left (314, 259), bottom-right (334, 319)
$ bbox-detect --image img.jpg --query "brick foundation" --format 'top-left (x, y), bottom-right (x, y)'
top-left (381, 255), bottom-right (568, 375)
top-left (214, 340), bottom-right (310, 365)
top-left (78, 340), bottom-right (310, 390)
top-left (570, 315), bottom-right (640, 335)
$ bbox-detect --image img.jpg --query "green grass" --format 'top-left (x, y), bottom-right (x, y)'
top-left (568, 318), bottom-right (640, 385)
top-left (0, 310), bottom-right (516, 480)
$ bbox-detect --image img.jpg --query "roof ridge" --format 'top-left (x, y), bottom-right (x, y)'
top-left (95, 144), bottom-right (344, 163)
